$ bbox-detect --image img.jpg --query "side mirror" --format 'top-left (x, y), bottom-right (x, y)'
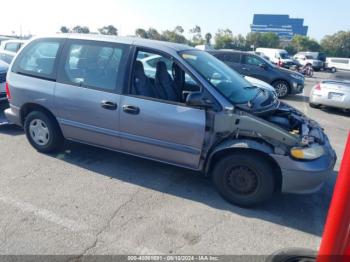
top-left (259, 63), bottom-right (268, 70)
top-left (186, 91), bottom-right (213, 109)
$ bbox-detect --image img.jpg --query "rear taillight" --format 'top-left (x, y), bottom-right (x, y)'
top-left (5, 82), bottom-right (11, 100)
top-left (315, 83), bottom-right (321, 91)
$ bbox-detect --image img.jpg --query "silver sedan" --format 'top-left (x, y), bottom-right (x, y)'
top-left (310, 80), bottom-right (350, 111)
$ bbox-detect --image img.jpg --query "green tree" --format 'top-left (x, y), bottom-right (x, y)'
top-left (60, 26), bottom-right (70, 33)
top-left (147, 28), bottom-right (163, 40)
top-left (72, 25), bottom-right (90, 34)
top-left (246, 32), bottom-right (280, 49)
top-left (214, 29), bottom-right (234, 49)
top-left (98, 25), bottom-right (118, 35)
top-left (291, 35), bottom-right (320, 52)
top-left (161, 28), bottom-right (187, 44)
top-left (189, 25), bottom-right (204, 46)
top-left (321, 31), bottom-right (350, 57)
top-left (174, 26), bottom-right (184, 34)
top-left (135, 28), bottom-right (148, 38)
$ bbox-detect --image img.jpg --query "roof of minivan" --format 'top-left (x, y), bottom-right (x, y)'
top-left (34, 33), bottom-right (196, 52)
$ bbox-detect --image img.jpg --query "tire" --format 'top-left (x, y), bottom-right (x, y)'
top-left (265, 248), bottom-right (316, 262)
top-left (212, 152), bottom-right (276, 207)
top-left (331, 67), bottom-right (337, 73)
top-left (24, 111), bottom-right (64, 153)
top-left (272, 80), bottom-right (290, 98)
top-left (309, 103), bottom-right (321, 109)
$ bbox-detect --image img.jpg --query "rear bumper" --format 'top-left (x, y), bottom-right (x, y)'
top-left (271, 138), bottom-right (337, 194)
top-left (4, 105), bottom-right (21, 126)
top-left (310, 92), bottom-right (350, 110)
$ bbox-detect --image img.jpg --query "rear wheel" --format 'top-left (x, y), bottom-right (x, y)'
top-left (212, 152), bottom-right (276, 207)
top-left (309, 103), bottom-right (321, 109)
top-left (273, 80), bottom-right (290, 98)
top-left (331, 67), bottom-right (337, 73)
top-left (24, 111), bottom-right (64, 153)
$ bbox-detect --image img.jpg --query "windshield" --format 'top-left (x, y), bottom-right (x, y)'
top-left (279, 52), bottom-right (290, 59)
top-left (180, 50), bottom-right (259, 104)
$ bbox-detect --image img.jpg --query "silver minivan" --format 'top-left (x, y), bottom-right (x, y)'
top-left (5, 34), bottom-right (336, 207)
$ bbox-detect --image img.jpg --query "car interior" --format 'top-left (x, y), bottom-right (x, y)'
top-left (131, 51), bottom-right (200, 103)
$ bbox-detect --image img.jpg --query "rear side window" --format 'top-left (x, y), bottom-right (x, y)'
top-left (5, 42), bottom-right (20, 52)
top-left (224, 53), bottom-right (240, 63)
top-left (58, 40), bottom-right (129, 92)
top-left (12, 39), bottom-right (62, 80)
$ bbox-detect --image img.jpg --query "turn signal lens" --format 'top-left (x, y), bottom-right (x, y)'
top-left (5, 82), bottom-right (11, 100)
top-left (291, 145), bottom-right (325, 160)
top-left (315, 83), bottom-right (321, 91)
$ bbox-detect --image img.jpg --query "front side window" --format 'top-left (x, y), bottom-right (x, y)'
top-left (243, 55), bottom-right (263, 66)
top-left (128, 50), bottom-right (200, 103)
top-left (12, 40), bottom-right (61, 78)
top-left (180, 50), bottom-right (258, 104)
top-left (60, 41), bottom-right (128, 91)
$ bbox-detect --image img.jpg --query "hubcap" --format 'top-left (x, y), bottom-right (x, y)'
top-left (275, 83), bottom-right (288, 97)
top-left (226, 166), bottom-right (258, 195)
top-left (29, 119), bottom-right (50, 146)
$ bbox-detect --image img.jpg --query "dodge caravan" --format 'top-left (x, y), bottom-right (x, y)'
top-left (5, 35), bottom-right (336, 207)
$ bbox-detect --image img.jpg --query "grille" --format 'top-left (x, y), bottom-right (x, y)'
top-left (0, 73), bottom-right (6, 83)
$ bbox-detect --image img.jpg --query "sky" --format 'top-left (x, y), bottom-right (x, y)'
top-left (0, 0), bottom-right (349, 40)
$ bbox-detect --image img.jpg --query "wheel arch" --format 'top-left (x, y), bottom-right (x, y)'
top-left (20, 103), bottom-right (58, 126)
top-left (205, 139), bottom-right (282, 192)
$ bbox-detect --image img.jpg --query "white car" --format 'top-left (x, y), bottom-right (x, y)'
top-left (0, 60), bottom-right (8, 101)
top-left (294, 53), bottom-right (323, 71)
top-left (310, 80), bottom-right (350, 111)
top-left (0, 39), bottom-right (27, 65)
top-left (255, 48), bottom-right (296, 68)
top-left (325, 57), bottom-right (350, 72)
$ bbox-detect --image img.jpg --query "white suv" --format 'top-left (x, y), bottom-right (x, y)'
top-left (294, 53), bottom-right (324, 71)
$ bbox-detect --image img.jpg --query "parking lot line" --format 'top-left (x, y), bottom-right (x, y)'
top-left (0, 194), bottom-right (90, 232)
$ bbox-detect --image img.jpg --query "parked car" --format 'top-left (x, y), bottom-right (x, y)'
top-left (208, 50), bottom-right (304, 98)
top-left (255, 48), bottom-right (297, 69)
top-left (325, 57), bottom-right (350, 72)
top-left (0, 39), bottom-right (27, 64)
top-left (310, 80), bottom-right (350, 111)
top-left (5, 35), bottom-right (336, 207)
top-left (0, 60), bottom-right (8, 102)
top-left (294, 53), bottom-right (324, 71)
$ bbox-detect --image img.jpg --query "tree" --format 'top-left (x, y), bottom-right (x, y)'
top-left (214, 29), bottom-right (234, 49)
top-left (98, 25), bottom-right (118, 35)
top-left (60, 26), bottom-right (70, 33)
top-left (174, 26), bottom-right (184, 34)
top-left (161, 27), bottom-right (187, 44)
top-left (147, 28), bottom-right (163, 40)
top-left (321, 31), bottom-right (350, 57)
top-left (189, 25), bottom-right (204, 46)
top-left (291, 35), bottom-right (320, 52)
top-left (205, 33), bottom-right (212, 45)
top-left (72, 25), bottom-right (90, 34)
top-left (246, 32), bottom-right (279, 49)
top-left (135, 28), bottom-right (148, 38)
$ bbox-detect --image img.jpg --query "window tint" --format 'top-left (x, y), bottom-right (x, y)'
top-left (5, 42), bottom-right (20, 52)
top-left (61, 42), bottom-right (127, 91)
top-left (243, 55), bottom-right (263, 66)
top-left (12, 40), bottom-right (61, 78)
top-left (224, 53), bottom-right (240, 63)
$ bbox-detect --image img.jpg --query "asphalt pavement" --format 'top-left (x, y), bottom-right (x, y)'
top-left (0, 70), bottom-right (349, 257)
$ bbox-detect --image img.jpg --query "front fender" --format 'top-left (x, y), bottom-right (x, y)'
top-left (204, 139), bottom-right (274, 174)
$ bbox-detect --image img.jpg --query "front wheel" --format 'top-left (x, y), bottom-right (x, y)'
top-left (24, 111), bottom-right (64, 153)
top-left (212, 152), bottom-right (276, 207)
top-left (273, 80), bottom-right (290, 98)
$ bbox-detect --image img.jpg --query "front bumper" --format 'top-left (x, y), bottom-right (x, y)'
top-left (271, 137), bottom-right (337, 194)
top-left (290, 81), bottom-right (304, 94)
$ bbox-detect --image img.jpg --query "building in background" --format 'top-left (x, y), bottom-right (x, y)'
top-left (251, 14), bottom-right (308, 40)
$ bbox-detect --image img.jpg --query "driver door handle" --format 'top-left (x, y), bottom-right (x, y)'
top-left (123, 105), bottom-right (140, 115)
top-left (101, 101), bottom-right (118, 110)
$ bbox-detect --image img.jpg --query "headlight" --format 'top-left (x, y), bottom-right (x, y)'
top-left (291, 73), bottom-right (304, 81)
top-left (290, 145), bottom-right (325, 160)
